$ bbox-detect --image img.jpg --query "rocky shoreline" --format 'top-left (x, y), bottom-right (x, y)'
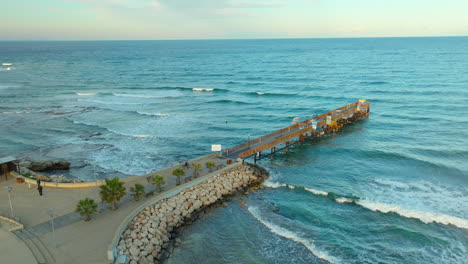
top-left (116, 163), bottom-right (269, 264)
top-left (19, 159), bottom-right (86, 183)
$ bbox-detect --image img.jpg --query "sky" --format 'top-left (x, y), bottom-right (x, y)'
top-left (1, 0), bottom-right (467, 40)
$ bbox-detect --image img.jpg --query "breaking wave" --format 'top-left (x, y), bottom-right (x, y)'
top-left (76, 92), bottom-right (97, 96)
top-left (248, 206), bottom-right (339, 264)
top-left (192, 88), bottom-right (214, 92)
top-left (263, 182), bottom-right (468, 230)
top-left (136, 111), bottom-right (169, 117)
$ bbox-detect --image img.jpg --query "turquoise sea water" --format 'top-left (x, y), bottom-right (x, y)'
top-left (1, 38), bottom-right (467, 263)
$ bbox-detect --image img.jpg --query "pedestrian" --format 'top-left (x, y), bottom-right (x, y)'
top-left (37, 179), bottom-right (41, 186)
top-left (38, 185), bottom-right (43, 196)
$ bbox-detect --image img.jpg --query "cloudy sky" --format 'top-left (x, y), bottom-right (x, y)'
top-left (1, 0), bottom-right (467, 40)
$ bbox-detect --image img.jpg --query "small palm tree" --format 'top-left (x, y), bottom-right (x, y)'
top-left (99, 177), bottom-right (126, 210)
top-left (172, 168), bottom-right (185, 186)
top-left (192, 163), bottom-right (202, 178)
top-left (76, 198), bottom-right (98, 222)
top-left (130, 183), bottom-right (145, 201)
top-left (151, 175), bottom-right (166, 193)
top-left (205, 161), bottom-right (215, 172)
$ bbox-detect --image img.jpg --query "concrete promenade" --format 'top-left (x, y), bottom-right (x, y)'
top-left (0, 226), bottom-right (36, 264)
top-left (0, 153), bottom-right (229, 263)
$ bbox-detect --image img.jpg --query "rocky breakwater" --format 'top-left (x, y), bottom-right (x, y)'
top-left (117, 163), bottom-right (269, 264)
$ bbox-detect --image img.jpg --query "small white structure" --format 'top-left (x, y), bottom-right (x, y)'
top-left (211, 144), bottom-right (222, 152)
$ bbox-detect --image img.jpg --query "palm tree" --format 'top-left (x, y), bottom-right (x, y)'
top-left (172, 168), bottom-right (185, 186)
top-left (192, 163), bottom-right (202, 178)
top-left (205, 161), bottom-right (216, 172)
top-left (151, 175), bottom-right (166, 193)
top-left (76, 198), bottom-right (98, 222)
top-left (130, 183), bottom-right (145, 201)
top-left (99, 177), bottom-right (126, 210)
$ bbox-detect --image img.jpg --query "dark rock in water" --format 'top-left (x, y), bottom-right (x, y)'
top-left (27, 161), bottom-right (71, 172)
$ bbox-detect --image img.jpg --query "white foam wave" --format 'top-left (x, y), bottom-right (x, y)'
top-left (137, 111), bottom-right (169, 117)
top-left (262, 179), bottom-right (468, 230)
top-left (113, 93), bottom-right (164, 98)
top-left (263, 180), bottom-right (287, 189)
top-left (193, 88), bottom-right (214, 92)
top-left (248, 206), bottom-right (339, 264)
top-left (77, 99), bottom-right (141, 105)
top-left (356, 200), bottom-right (468, 230)
top-left (107, 128), bottom-right (153, 139)
top-left (336, 198), bottom-right (354, 204)
top-left (304, 187), bottom-right (329, 196)
top-left (2, 63), bottom-right (13, 66)
top-left (256, 92), bottom-right (265, 95)
top-left (76, 92), bottom-right (96, 96)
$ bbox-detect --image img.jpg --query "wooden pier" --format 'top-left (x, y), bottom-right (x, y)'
top-left (222, 99), bottom-right (371, 162)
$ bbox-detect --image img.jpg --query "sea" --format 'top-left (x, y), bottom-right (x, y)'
top-left (1, 37), bottom-right (467, 263)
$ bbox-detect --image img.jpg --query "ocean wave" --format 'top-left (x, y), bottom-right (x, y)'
top-left (248, 206), bottom-right (339, 264)
top-left (263, 182), bottom-right (468, 230)
top-left (113, 92), bottom-right (180, 98)
top-left (192, 88), bottom-right (214, 92)
top-left (72, 120), bottom-right (154, 139)
top-left (77, 99), bottom-right (142, 105)
top-left (208, 99), bottom-right (251, 105)
top-left (304, 187), bottom-right (328, 196)
top-left (76, 92), bottom-right (97, 96)
top-left (136, 111), bottom-right (169, 117)
top-left (359, 81), bottom-right (389, 85)
top-left (356, 200), bottom-right (468, 230)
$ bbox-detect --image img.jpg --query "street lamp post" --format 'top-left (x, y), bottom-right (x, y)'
top-left (2, 186), bottom-right (13, 218)
top-left (47, 208), bottom-right (57, 248)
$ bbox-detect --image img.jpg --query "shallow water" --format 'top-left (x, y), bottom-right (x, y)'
top-left (1, 38), bottom-right (467, 263)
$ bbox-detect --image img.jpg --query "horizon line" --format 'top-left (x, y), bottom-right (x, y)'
top-left (1, 35), bottom-right (467, 42)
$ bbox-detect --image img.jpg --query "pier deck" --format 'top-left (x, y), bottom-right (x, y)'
top-left (223, 100), bottom-right (370, 161)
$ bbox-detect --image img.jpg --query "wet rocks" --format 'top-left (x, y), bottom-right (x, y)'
top-left (117, 163), bottom-right (268, 263)
top-left (26, 160), bottom-right (71, 172)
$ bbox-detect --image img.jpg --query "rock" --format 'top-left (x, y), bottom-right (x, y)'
top-left (27, 161), bottom-right (71, 172)
top-left (129, 245), bottom-right (140, 257)
top-left (35, 174), bottom-right (51, 181)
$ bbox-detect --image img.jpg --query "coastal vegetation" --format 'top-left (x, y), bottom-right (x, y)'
top-left (206, 161), bottom-right (215, 172)
top-left (130, 183), bottom-right (145, 201)
top-left (151, 175), bottom-right (166, 193)
top-left (76, 198), bottom-right (98, 222)
top-left (192, 163), bottom-right (202, 178)
top-left (172, 168), bottom-right (185, 185)
top-left (100, 177), bottom-right (126, 210)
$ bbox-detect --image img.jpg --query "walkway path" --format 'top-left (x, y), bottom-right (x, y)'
top-left (0, 153), bottom-right (229, 263)
top-left (0, 225), bottom-right (36, 264)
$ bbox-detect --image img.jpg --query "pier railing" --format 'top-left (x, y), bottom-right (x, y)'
top-left (222, 100), bottom-right (370, 160)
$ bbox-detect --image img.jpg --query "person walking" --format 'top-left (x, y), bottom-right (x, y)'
top-left (38, 184), bottom-right (43, 196)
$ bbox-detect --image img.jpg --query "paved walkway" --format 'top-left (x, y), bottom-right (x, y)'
top-left (0, 225), bottom-right (36, 264)
top-left (0, 153), bottom-right (230, 263)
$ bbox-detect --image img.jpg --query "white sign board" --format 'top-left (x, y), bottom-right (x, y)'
top-left (211, 144), bottom-right (222, 152)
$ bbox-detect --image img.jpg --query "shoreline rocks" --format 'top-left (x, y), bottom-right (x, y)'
top-left (24, 160), bottom-right (71, 172)
top-left (19, 159), bottom-right (85, 183)
top-left (117, 163), bottom-right (269, 264)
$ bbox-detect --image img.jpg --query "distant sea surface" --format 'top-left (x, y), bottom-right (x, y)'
top-left (1, 38), bottom-right (467, 263)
